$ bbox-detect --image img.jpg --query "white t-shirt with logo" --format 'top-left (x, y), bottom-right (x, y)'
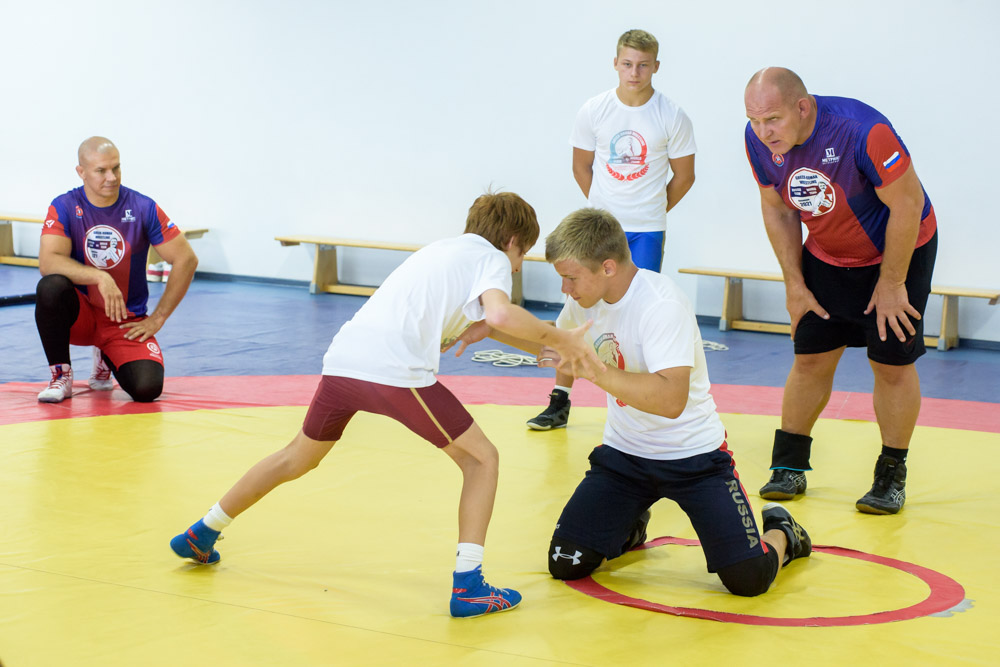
top-left (556, 269), bottom-right (725, 460)
top-left (571, 89), bottom-right (697, 233)
top-left (322, 234), bottom-right (513, 387)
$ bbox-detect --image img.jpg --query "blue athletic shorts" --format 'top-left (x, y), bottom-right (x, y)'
top-left (552, 443), bottom-right (769, 572)
top-left (625, 231), bottom-right (665, 272)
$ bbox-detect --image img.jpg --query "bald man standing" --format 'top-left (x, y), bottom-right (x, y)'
top-left (744, 69), bottom-right (937, 515)
top-left (35, 137), bottom-right (198, 403)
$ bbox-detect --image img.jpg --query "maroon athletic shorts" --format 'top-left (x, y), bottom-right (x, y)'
top-left (302, 375), bottom-right (475, 447)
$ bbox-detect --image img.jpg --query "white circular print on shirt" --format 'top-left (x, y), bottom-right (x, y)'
top-left (84, 225), bottom-right (126, 269)
top-left (787, 167), bottom-right (835, 216)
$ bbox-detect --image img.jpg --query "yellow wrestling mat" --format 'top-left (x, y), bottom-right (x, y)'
top-left (1, 406), bottom-right (996, 665)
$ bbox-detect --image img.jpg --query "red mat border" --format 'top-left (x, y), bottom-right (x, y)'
top-left (566, 536), bottom-right (967, 626)
top-left (1, 375), bottom-right (997, 433)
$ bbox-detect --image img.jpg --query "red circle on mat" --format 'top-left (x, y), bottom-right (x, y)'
top-left (564, 536), bottom-right (967, 627)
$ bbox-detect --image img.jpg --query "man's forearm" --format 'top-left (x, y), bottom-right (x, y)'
top-left (878, 210), bottom-right (921, 284)
top-left (39, 253), bottom-right (105, 285)
top-left (665, 174), bottom-right (695, 213)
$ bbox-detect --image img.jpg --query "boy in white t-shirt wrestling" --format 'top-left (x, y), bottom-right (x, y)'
top-left (169, 192), bottom-right (604, 618)
top-left (528, 29), bottom-right (697, 431)
top-left (532, 208), bottom-right (810, 595)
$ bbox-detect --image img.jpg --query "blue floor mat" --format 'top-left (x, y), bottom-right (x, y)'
top-left (2, 265), bottom-right (997, 403)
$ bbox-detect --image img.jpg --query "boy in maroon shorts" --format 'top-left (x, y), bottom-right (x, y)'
top-left (171, 192), bottom-right (603, 617)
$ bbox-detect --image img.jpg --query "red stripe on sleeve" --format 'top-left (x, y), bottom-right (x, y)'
top-left (40, 204), bottom-right (68, 237)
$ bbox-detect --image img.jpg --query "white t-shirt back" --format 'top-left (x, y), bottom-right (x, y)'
top-left (557, 270), bottom-right (725, 460)
top-left (322, 234), bottom-right (513, 387)
top-left (571, 89), bottom-right (696, 233)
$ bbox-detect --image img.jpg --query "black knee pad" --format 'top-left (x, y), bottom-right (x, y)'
top-left (115, 360), bottom-right (164, 403)
top-left (716, 550), bottom-right (780, 597)
top-left (548, 537), bottom-right (604, 580)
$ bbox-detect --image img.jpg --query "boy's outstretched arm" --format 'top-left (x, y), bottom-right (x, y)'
top-left (470, 289), bottom-right (603, 382)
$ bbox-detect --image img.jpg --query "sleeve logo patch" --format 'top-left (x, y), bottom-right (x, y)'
top-left (882, 151), bottom-right (901, 172)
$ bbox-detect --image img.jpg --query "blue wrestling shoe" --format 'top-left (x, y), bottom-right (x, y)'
top-left (170, 519), bottom-right (221, 564)
top-left (450, 566), bottom-right (521, 618)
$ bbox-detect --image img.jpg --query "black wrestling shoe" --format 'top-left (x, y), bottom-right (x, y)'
top-left (526, 390), bottom-right (570, 431)
top-left (762, 503), bottom-right (811, 565)
top-left (856, 454), bottom-right (907, 515)
top-left (759, 469), bottom-right (807, 500)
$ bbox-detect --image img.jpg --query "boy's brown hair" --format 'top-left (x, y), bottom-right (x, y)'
top-left (465, 191), bottom-right (540, 253)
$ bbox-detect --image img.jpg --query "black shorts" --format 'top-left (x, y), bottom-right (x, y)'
top-left (552, 444), bottom-right (769, 573)
top-left (795, 232), bottom-right (937, 366)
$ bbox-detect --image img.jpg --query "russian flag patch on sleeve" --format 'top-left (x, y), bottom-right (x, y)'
top-left (882, 151), bottom-right (901, 172)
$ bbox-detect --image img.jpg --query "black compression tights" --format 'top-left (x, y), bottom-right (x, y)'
top-left (35, 274), bottom-right (79, 365)
top-left (34, 274), bottom-right (164, 402)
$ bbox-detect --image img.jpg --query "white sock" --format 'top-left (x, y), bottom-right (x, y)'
top-left (554, 385), bottom-right (573, 396)
top-left (202, 503), bottom-right (233, 532)
top-left (455, 542), bottom-right (484, 573)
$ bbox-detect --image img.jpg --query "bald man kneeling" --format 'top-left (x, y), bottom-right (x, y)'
top-left (35, 137), bottom-right (198, 403)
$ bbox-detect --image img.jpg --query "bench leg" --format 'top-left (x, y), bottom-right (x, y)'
top-left (938, 295), bottom-right (959, 351)
top-left (719, 277), bottom-right (743, 332)
top-left (511, 272), bottom-right (524, 306)
top-left (312, 244), bottom-right (339, 295)
top-left (0, 222), bottom-right (13, 258)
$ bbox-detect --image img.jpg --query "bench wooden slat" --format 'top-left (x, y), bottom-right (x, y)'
top-left (0, 213), bottom-right (46, 224)
top-left (679, 266), bottom-right (783, 282)
top-left (930, 286), bottom-right (1000, 304)
top-left (680, 266), bottom-right (998, 351)
top-left (275, 235), bottom-right (422, 253)
top-left (0, 256), bottom-right (40, 267)
top-left (276, 236), bottom-right (547, 303)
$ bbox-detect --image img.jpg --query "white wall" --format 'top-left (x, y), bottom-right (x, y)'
top-left (3, 0), bottom-right (998, 341)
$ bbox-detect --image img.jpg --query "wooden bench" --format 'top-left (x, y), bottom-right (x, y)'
top-left (275, 234), bottom-right (547, 303)
top-left (679, 266), bottom-right (1000, 351)
top-left (0, 213), bottom-right (208, 270)
top-left (0, 214), bottom-right (46, 267)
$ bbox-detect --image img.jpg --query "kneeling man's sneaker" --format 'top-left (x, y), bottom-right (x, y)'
top-left (88, 348), bottom-right (114, 391)
top-left (450, 566), bottom-right (521, 618)
top-left (760, 468), bottom-right (807, 500)
top-left (170, 519), bottom-right (221, 564)
top-left (762, 503), bottom-right (812, 566)
top-left (38, 364), bottom-right (73, 403)
top-left (856, 454), bottom-right (906, 515)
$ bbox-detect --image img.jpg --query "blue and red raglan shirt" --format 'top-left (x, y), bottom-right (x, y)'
top-left (745, 95), bottom-right (937, 268)
top-left (41, 186), bottom-right (180, 317)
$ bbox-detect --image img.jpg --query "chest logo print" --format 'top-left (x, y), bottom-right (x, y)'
top-left (84, 225), bottom-right (126, 269)
top-left (595, 332), bottom-right (628, 407)
top-left (787, 167), bottom-right (835, 216)
top-left (607, 130), bottom-right (650, 181)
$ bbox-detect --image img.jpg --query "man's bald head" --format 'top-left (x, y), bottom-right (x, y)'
top-left (746, 67), bottom-right (808, 106)
top-left (78, 136), bottom-right (118, 166)
top-left (744, 67), bottom-right (816, 156)
top-left (75, 136), bottom-right (122, 206)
